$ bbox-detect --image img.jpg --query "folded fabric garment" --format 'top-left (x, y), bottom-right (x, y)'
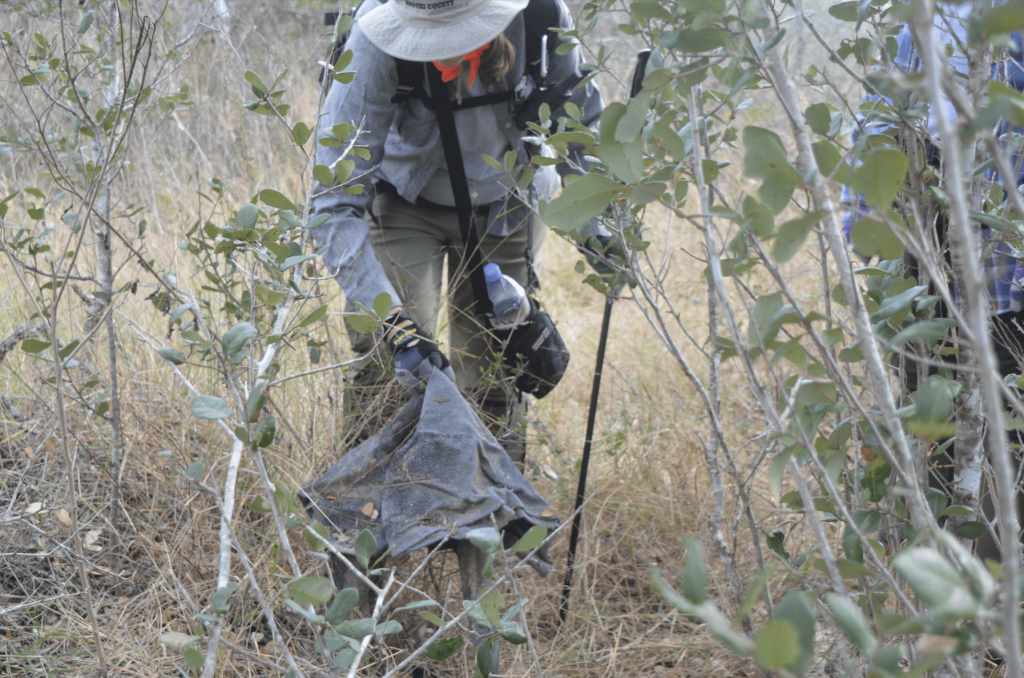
top-left (299, 367), bottom-right (560, 569)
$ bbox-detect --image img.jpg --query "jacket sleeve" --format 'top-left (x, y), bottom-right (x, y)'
top-left (310, 17), bottom-right (401, 312)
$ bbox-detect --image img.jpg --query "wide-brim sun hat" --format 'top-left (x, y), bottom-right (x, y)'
top-left (360, 0), bottom-right (530, 62)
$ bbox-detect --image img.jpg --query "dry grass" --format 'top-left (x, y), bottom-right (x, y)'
top-left (0, 1), bottom-right (850, 676)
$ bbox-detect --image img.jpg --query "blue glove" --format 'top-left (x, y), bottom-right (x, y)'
top-left (384, 312), bottom-right (455, 386)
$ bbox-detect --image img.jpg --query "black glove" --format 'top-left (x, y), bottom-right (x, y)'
top-left (384, 312), bottom-right (455, 385)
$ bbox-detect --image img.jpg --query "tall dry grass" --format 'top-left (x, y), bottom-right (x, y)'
top-left (0, 1), bottom-right (827, 675)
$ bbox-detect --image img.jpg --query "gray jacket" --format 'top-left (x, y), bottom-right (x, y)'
top-left (311, 0), bottom-right (604, 310)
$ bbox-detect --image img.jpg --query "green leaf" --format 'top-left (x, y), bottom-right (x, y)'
top-left (298, 304), bottom-right (328, 328)
top-left (828, 1), bottom-right (858, 21)
top-left (78, 10), bottom-right (95, 33)
top-left (187, 461), bottom-right (204, 480)
top-left (736, 568), bottom-right (770, 621)
top-left (346, 313), bottom-right (380, 334)
top-left (631, 1), bottom-right (674, 22)
top-left (246, 381), bottom-right (268, 423)
top-left (742, 196), bottom-right (774, 238)
top-left (466, 589), bottom-right (504, 629)
top-left (848, 149), bottom-right (907, 209)
top-left (615, 90), bottom-right (652, 143)
top-left (662, 27), bottom-right (726, 53)
top-left (313, 164), bottom-right (333, 186)
top-left (885, 321), bottom-right (948, 351)
top-left (850, 218), bottom-right (905, 260)
top-left (259, 189), bottom-right (295, 211)
top-left (426, 636), bottom-right (463, 661)
top-left (21, 338), bottom-right (51, 354)
top-left (476, 637), bottom-right (495, 678)
top-left (287, 576), bottom-right (333, 606)
top-left (211, 582), bottom-right (239, 614)
top-left (955, 521), bottom-right (986, 540)
top-left (183, 646), bottom-right (203, 670)
top-left (292, 122), bottom-right (312, 145)
top-left (826, 594), bottom-right (877, 656)
top-left (804, 103), bottom-right (832, 135)
top-left (893, 547), bottom-right (972, 608)
top-left (795, 380), bottom-right (837, 405)
top-left (970, 211), bottom-right (1014, 232)
top-left (376, 620), bottom-right (402, 635)
top-left (190, 395), bottom-right (232, 420)
top-left (509, 526), bottom-right (546, 552)
top-left (283, 598), bottom-right (325, 624)
top-left (333, 48), bottom-right (355, 73)
top-left (334, 617), bottom-right (376, 640)
top-left (812, 140), bottom-right (849, 183)
top-left (863, 460), bottom-right (891, 502)
top-left (871, 285), bottom-right (926, 323)
top-left (244, 70), bottom-right (266, 96)
top-left (467, 527), bottom-right (502, 554)
top-left (681, 538), bottom-right (708, 603)
top-left (373, 292), bottom-right (392, 320)
top-left (743, 127), bottom-right (803, 213)
top-left (157, 347), bottom-right (187, 365)
top-left (540, 174), bottom-right (624, 230)
top-left (274, 481), bottom-right (302, 514)
top-left (755, 620), bottom-right (800, 669)
top-left (419, 611), bottom-right (443, 625)
top-left (354, 529), bottom-right (377, 569)
top-left (774, 591), bottom-right (816, 675)
top-left (325, 588), bottom-right (360, 625)
top-left (303, 522), bottom-right (330, 552)
top-left (769, 451), bottom-right (790, 501)
top-left (631, 181), bottom-right (667, 205)
top-left (394, 599), bottom-right (438, 613)
top-left (822, 328), bottom-right (845, 345)
top-left (466, 528), bottom-right (501, 557)
top-left (255, 415), bottom-right (276, 448)
top-left (498, 621), bottom-right (528, 644)
top-left (235, 203), bottom-right (260, 229)
top-left (222, 321), bottom-right (257, 365)
top-left (771, 211), bottom-right (825, 263)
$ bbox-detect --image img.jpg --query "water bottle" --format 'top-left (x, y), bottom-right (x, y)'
top-left (485, 263), bottom-right (530, 329)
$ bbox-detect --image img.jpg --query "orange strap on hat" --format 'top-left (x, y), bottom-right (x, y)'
top-left (433, 42), bottom-right (490, 89)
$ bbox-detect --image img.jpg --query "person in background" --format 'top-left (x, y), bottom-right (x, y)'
top-left (841, 7), bottom-right (1024, 559)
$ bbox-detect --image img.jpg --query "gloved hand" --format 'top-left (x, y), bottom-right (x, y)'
top-left (384, 311), bottom-right (455, 387)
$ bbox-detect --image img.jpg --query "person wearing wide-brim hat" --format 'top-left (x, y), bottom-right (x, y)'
top-left (310, 0), bottom-right (605, 463)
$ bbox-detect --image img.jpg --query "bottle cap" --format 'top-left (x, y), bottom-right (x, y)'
top-left (484, 263), bottom-right (502, 283)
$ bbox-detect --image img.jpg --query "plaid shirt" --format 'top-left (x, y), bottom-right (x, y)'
top-left (841, 10), bottom-right (1024, 315)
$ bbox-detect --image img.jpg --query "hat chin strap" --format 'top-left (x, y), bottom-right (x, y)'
top-left (432, 42), bottom-right (490, 88)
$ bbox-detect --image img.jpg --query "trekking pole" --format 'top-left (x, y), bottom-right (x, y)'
top-left (559, 49), bottom-right (650, 626)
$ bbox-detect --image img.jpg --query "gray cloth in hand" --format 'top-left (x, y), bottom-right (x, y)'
top-left (299, 367), bottom-right (559, 568)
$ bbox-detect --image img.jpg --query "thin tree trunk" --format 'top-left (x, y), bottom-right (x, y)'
top-left (87, 0), bottom-right (124, 543)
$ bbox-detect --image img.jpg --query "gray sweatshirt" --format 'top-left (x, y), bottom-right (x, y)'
top-left (310, 0), bottom-right (604, 310)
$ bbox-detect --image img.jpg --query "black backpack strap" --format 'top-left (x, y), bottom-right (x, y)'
top-left (392, 59), bottom-right (429, 104)
top-left (426, 66), bottom-right (493, 317)
top-left (392, 59), bottom-right (515, 110)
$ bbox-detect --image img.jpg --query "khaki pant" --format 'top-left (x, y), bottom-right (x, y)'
top-left (344, 190), bottom-right (547, 464)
